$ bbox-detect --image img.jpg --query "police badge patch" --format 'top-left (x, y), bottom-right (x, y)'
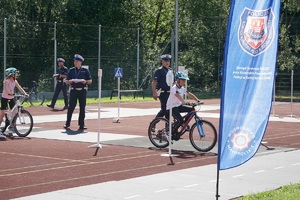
top-left (238, 8), bottom-right (275, 56)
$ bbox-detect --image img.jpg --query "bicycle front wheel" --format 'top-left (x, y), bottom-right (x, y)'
top-left (29, 92), bottom-right (45, 106)
top-left (189, 119), bottom-right (217, 152)
top-left (12, 109), bottom-right (33, 137)
top-left (148, 117), bottom-right (170, 149)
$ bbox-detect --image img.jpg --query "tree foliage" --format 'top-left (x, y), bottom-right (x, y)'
top-left (0, 0), bottom-right (299, 92)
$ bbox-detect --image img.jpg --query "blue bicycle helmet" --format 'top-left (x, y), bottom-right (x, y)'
top-left (5, 67), bottom-right (18, 77)
top-left (175, 72), bottom-right (189, 80)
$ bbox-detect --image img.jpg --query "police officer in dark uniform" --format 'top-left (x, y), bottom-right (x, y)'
top-left (64, 54), bottom-right (92, 130)
top-left (47, 58), bottom-right (69, 109)
top-left (151, 54), bottom-right (172, 119)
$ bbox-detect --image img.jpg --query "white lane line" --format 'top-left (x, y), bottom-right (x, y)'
top-left (154, 189), bottom-right (170, 193)
top-left (209, 179), bottom-right (222, 183)
top-left (232, 174), bottom-right (245, 178)
top-left (274, 166), bottom-right (284, 170)
top-left (184, 184), bottom-right (199, 188)
top-left (292, 163), bottom-right (300, 166)
top-left (254, 170), bottom-right (265, 174)
top-left (124, 195), bottom-right (141, 199)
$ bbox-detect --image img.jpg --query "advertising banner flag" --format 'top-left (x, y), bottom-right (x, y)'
top-left (218, 0), bottom-right (281, 170)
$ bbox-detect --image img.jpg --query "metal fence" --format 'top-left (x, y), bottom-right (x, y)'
top-left (275, 71), bottom-right (300, 97)
top-left (1, 18), bottom-right (300, 98)
top-left (0, 19), bottom-right (139, 92)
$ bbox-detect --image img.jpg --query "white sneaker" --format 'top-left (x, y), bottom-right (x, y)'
top-left (0, 133), bottom-right (6, 139)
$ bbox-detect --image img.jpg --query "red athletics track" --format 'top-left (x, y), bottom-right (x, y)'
top-left (0, 99), bottom-right (300, 199)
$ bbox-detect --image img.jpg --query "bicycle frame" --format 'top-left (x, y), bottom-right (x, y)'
top-left (7, 98), bottom-right (22, 125)
top-left (178, 107), bottom-right (205, 137)
top-left (179, 111), bottom-right (195, 133)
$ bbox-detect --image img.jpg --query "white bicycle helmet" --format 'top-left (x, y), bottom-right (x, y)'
top-left (5, 67), bottom-right (18, 77)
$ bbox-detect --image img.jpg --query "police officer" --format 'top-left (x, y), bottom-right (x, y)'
top-left (151, 54), bottom-right (172, 119)
top-left (64, 54), bottom-right (92, 130)
top-left (47, 58), bottom-right (69, 109)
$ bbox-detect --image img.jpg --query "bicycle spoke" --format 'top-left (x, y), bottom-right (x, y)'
top-left (148, 117), bottom-right (170, 148)
top-left (189, 119), bottom-right (217, 152)
top-left (13, 109), bottom-right (33, 137)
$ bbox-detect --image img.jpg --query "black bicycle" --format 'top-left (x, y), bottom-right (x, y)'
top-left (148, 102), bottom-right (217, 152)
top-left (23, 81), bottom-right (45, 106)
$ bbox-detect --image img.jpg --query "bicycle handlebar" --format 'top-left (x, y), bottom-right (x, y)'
top-left (14, 94), bottom-right (29, 102)
top-left (183, 100), bottom-right (204, 107)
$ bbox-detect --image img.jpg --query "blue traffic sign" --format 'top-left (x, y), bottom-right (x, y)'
top-left (114, 68), bottom-right (123, 78)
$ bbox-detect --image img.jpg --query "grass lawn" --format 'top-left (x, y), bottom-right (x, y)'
top-left (24, 93), bottom-right (221, 107)
top-left (235, 182), bottom-right (300, 200)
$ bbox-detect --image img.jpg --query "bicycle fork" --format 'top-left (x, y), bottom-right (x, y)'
top-left (196, 118), bottom-right (205, 137)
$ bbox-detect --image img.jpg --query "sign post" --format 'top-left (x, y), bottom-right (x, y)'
top-left (89, 69), bottom-right (103, 148)
top-left (161, 70), bottom-right (179, 159)
top-left (114, 68), bottom-right (123, 123)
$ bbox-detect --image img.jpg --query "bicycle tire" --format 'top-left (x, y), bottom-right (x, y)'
top-left (189, 119), bottom-right (217, 152)
top-left (29, 92), bottom-right (45, 106)
top-left (12, 109), bottom-right (33, 137)
top-left (148, 117), bottom-right (170, 148)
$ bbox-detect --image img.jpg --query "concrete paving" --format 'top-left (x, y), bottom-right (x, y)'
top-left (15, 148), bottom-right (300, 200)
top-left (11, 103), bottom-right (300, 200)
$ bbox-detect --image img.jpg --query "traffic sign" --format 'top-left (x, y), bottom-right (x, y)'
top-left (114, 68), bottom-right (123, 78)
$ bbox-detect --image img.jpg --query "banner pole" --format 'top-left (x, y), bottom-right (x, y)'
top-left (215, 169), bottom-right (220, 200)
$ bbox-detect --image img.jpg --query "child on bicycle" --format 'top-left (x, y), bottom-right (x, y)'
top-left (166, 72), bottom-right (201, 141)
top-left (0, 67), bottom-right (28, 139)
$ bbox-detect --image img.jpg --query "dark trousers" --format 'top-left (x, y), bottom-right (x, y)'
top-left (155, 92), bottom-right (170, 119)
top-left (172, 105), bottom-right (193, 133)
top-left (50, 82), bottom-right (68, 107)
top-left (66, 89), bottom-right (86, 127)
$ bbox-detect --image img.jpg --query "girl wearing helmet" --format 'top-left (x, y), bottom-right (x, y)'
top-left (0, 68), bottom-right (28, 139)
top-left (166, 72), bottom-right (200, 141)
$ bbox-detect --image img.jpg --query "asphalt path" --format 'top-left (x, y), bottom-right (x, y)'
top-left (0, 99), bottom-right (299, 200)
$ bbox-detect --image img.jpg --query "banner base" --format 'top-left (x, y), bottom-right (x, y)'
top-left (88, 143), bottom-right (103, 148)
top-left (113, 118), bottom-right (121, 123)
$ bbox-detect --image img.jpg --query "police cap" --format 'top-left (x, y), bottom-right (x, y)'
top-left (57, 58), bottom-right (65, 62)
top-left (74, 54), bottom-right (84, 62)
top-left (161, 54), bottom-right (172, 61)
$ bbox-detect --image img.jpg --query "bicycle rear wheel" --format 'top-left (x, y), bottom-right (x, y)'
top-left (29, 92), bottom-right (45, 106)
top-left (189, 119), bottom-right (217, 152)
top-left (148, 117), bottom-right (170, 148)
top-left (12, 109), bottom-right (33, 137)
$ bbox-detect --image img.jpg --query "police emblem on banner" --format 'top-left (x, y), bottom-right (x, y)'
top-left (226, 126), bottom-right (256, 156)
top-left (238, 8), bottom-right (275, 56)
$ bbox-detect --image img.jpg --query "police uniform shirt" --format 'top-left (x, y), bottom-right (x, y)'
top-left (153, 66), bottom-right (172, 91)
top-left (67, 67), bottom-right (92, 88)
top-left (57, 66), bottom-right (68, 81)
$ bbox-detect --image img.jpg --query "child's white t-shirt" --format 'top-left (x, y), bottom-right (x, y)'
top-left (166, 85), bottom-right (186, 110)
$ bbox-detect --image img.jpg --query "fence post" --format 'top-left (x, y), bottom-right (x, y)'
top-left (53, 22), bottom-right (57, 91)
top-left (137, 27), bottom-right (140, 89)
top-left (175, 0), bottom-right (179, 73)
top-left (288, 70), bottom-right (298, 118)
top-left (3, 18), bottom-right (7, 80)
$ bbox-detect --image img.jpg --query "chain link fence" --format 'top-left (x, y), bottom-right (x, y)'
top-left (1, 18), bottom-right (300, 99)
top-left (0, 19), bottom-right (139, 94)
